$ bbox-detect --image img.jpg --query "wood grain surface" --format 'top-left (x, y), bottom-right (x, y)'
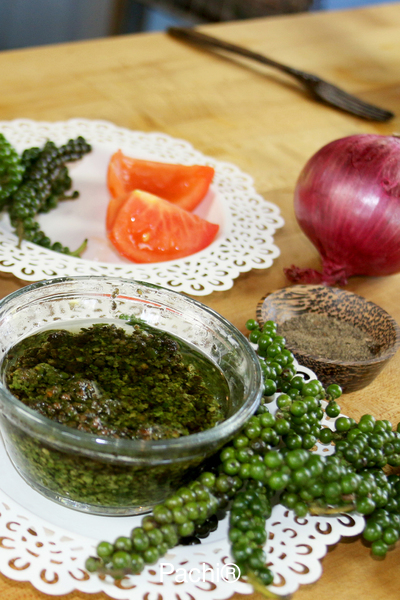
top-left (1, 4), bottom-right (400, 599)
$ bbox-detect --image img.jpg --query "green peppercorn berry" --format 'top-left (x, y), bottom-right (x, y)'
top-left (274, 418), bottom-right (291, 436)
top-left (263, 379), bottom-right (277, 397)
top-left (356, 496), bottom-right (376, 515)
top-left (259, 412), bottom-right (275, 427)
top-left (233, 434), bottom-right (250, 449)
top-left (85, 556), bottom-right (102, 573)
top-left (285, 433), bottom-right (303, 450)
top-left (362, 521), bottom-right (383, 542)
top-left (302, 434), bottom-right (317, 449)
top-left (294, 501), bottom-right (309, 518)
top-left (183, 501), bottom-right (199, 521)
top-left (303, 395), bottom-right (320, 411)
top-left (250, 463), bottom-right (266, 481)
top-left (290, 400), bottom-right (308, 417)
top-left (147, 528), bottom-right (164, 546)
top-left (130, 553), bottom-right (145, 574)
top-left (382, 526), bottom-right (399, 545)
top-left (268, 471), bottom-right (290, 491)
top-left (335, 416), bottom-right (352, 432)
top-left (96, 541), bottom-right (114, 559)
top-left (177, 486), bottom-right (196, 503)
top-left (114, 536), bottom-right (132, 552)
top-left (281, 491), bottom-right (299, 509)
top-left (160, 524), bottom-right (179, 548)
top-left (319, 427), bottom-right (334, 445)
top-left (246, 319), bottom-right (259, 331)
top-left (231, 542), bottom-right (252, 563)
top-left (196, 500), bottom-right (211, 521)
top-left (371, 539), bottom-right (389, 557)
top-left (257, 334), bottom-right (274, 351)
top-left (229, 527), bottom-right (243, 543)
top-left (237, 463), bottom-right (250, 479)
top-left (244, 422), bottom-right (262, 440)
top-left (326, 384), bottom-right (342, 400)
top-left (263, 320), bottom-right (277, 334)
top-left (254, 566), bottom-right (274, 586)
top-left (220, 446), bottom-right (236, 462)
top-left (325, 401), bottom-right (341, 418)
top-left (276, 394), bottom-right (292, 409)
top-left (178, 521), bottom-right (195, 538)
top-left (306, 454), bottom-right (325, 477)
top-left (172, 506), bottom-right (189, 524)
top-left (152, 504), bottom-right (173, 524)
top-left (249, 329), bottom-right (262, 343)
top-left (292, 466), bottom-right (312, 487)
top-left (341, 473), bottom-right (361, 494)
top-left (111, 550), bottom-right (130, 570)
top-left (198, 472), bottom-right (216, 489)
top-left (264, 450), bottom-right (284, 469)
top-left (223, 458), bottom-right (241, 476)
top-left (131, 528), bottom-right (150, 551)
top-left (252, 525), bottom-right (268, 545)
top-left (248, 547), bottom-right (267, 570)
top-left (323, 481), bottom-right (342, 502)
top-left (215, 473), bottom-right (232, 493)
top-left (143, 546), bottom-right (160, 564)
top-left (302, 380), bottom-right (323, 397)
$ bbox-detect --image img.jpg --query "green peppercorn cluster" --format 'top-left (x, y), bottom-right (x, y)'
top-left (318, 412), bottom-right (400, 556)
top-left (0, 133), bottom-right (91, 256)
top-left (0, 134), bottom-right (25, 206)
top-left (86, 474), bottom-right (222, 577)
top-left (229, 481), bottom-right (273, 586)
top-left (85, 317), bottom-right (400, 592)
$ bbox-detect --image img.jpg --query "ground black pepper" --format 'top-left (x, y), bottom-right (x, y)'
top-left (278, 313), bottom-right (382, 361)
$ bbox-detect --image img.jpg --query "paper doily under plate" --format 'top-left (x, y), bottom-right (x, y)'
top-left (0, 119), bottom-right (284, 296)
top-left (0, 363), bottom-right (365, 599)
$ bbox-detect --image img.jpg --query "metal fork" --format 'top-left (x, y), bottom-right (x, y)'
top-left (168, 26), bottom-right (394, 122)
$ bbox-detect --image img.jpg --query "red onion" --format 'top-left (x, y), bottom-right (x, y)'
top-left (285, 134), bottom-right (400, 286)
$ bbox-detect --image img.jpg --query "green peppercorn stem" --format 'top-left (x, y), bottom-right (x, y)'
top-left (85, 317), bottom-right (400, 591)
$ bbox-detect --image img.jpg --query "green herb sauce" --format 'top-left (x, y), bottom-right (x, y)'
top-left (4, 322), bottom-right (229, 441)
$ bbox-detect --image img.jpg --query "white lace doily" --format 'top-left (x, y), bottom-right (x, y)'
top-left (0, 119), bottom-right (283, 296)
top-left (0, 364), bottom-right (365, 599)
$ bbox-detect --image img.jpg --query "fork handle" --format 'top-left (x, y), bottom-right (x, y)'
top-left (168, 26), bottom-right (317, 82)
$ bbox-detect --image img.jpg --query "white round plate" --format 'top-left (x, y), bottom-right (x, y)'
top-left (0, 119), bottom-right (284, 296)
top-left (0, 363), bottom-right (364, 599)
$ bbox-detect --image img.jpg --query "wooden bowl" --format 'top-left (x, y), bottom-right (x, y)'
top-left (256, 285), bottom-right (400, 393)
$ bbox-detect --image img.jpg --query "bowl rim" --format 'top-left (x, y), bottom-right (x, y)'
top-left (256, 284), bottom-right (400, 368)
top-left (0, 276), bottom-right (262, 459)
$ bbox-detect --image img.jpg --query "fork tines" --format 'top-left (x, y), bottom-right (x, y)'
top-left (315, 80), bottom-right (394, 122)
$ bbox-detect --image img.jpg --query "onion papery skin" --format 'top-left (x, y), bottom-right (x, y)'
top-left (285, 134), bottom-right (400, 286)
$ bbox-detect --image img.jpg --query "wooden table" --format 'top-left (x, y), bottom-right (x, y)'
top-left (1, 3), bottom-right (400, 599)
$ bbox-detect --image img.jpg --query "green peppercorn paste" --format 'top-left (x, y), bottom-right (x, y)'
top-left (4, 323), bottom-right (229, 440)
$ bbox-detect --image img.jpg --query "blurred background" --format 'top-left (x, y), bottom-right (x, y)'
top-left (0, 0), bottom-right (396, 51)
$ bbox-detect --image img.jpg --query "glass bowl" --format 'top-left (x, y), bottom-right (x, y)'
top-left (0, 276), bottom-right (262, 516)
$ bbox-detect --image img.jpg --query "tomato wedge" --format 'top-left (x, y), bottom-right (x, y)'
top-left (108, 190), bottom-right (219, 263)
top-left (107, 150), bottom-right (215, 212)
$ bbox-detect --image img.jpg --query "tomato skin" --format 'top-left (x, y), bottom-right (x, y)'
top-left (106, 194), bottom-right (126, 232)
top-left (107, 150), bottom-right (215, 213)
top-left (108, 190), bottom-right (219, 263)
